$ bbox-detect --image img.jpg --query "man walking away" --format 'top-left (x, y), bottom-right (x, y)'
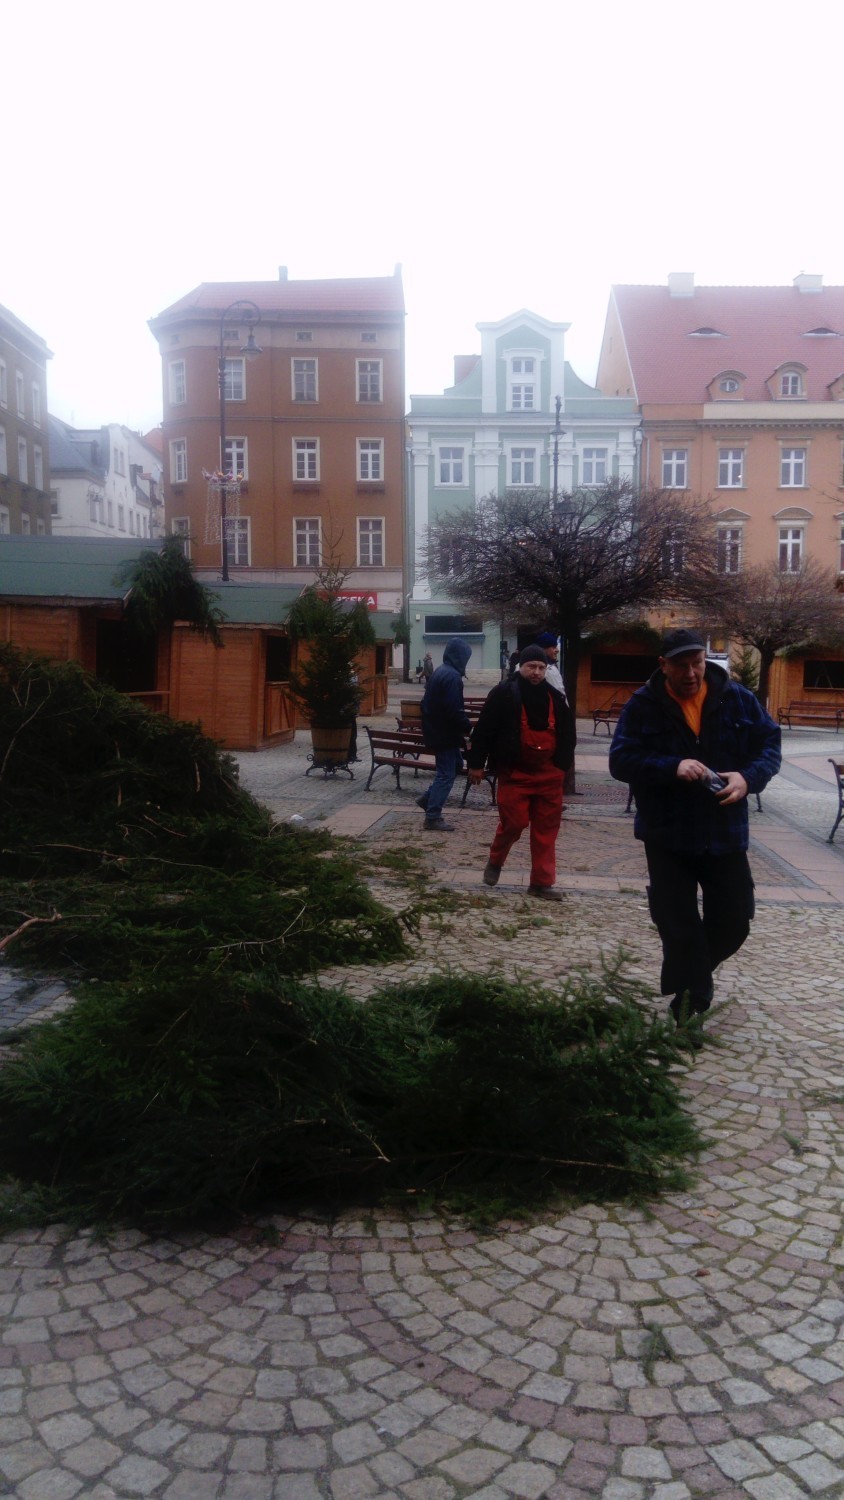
top-left (609, 627), bottom-right (781, 1023)
top-left (419, 638), bottom-right (472, 832)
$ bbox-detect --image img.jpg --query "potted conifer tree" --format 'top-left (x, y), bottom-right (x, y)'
top-left (286, 566), bottom-right (375, 769)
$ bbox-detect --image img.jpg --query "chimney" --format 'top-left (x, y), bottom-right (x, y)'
top-left (278, 266), bottom-right (288, 281)
top-left (794, 272), bottom-right (823, 293)
top-left (668, 271), bottom-right (695, 298)
top-left (453, 354), bottom-right (480, 385)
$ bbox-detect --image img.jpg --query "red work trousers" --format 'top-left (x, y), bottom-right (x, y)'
top-left (489, 763), bottom-right (565, 888)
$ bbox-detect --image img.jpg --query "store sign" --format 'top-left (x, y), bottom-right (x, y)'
top-left (337, 591), bottom-right (377, 610)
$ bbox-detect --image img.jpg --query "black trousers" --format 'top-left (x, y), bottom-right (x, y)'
top-left (644, 845), bottom-right (755, 1001)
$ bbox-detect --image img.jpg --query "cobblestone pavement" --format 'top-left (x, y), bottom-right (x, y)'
top-left (2, 693), bottom-right (844, 1498)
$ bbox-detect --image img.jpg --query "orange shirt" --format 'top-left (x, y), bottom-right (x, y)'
top-left (666, 681), bottom-right (708, 738)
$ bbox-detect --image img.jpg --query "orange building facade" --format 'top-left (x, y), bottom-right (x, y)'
top-left (148, 270), bottom-right (406, 617)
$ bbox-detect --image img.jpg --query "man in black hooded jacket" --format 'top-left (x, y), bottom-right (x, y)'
top-left (419, 638), bottom-right (472, 831)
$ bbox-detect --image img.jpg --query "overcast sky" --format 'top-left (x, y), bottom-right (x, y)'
top-left (6, 0), bottom-right (841, 434)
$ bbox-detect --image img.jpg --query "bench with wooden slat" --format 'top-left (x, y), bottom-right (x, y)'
top-left (592, 700), bottom-right (629, 736)
top-left (778, 701), bottom-right (844, 730)
top-left (364, 726), bottom-right (496, 805)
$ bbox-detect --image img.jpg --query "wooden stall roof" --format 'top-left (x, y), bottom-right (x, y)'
top-left (0, 536), bottom-right (161, 605)
top-left (201, 582), bottom-right (304, 625)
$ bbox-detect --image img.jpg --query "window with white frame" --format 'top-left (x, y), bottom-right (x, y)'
top-left (172, 517), bottom-right (191, 558)
top-left (438, 446), bottom-right (465, 486)
top-left (89, 490), bottom-right (100, 524)
top-left (293, 438), bottom-right (319, 481)
top-left (0, 426), bottom-right (6, 474)
top-left (716, 525), bottom-right (743, 574)
top-left (223, 437), bottom-right (248, 479)
top-left (295, 518), bottom-right (321, 567)
top-left (582, 447), bottom-right (608, 486)
top-left (358, 517), bottom-right (384, 566)
top-left (509, 446), bottom-right (536, 486)
top-left (662, 448), bottom-right (688, 488)
top-left (780, 370), bottom-right (803, 397)
top-left (0, 508), bottom-right (9, 534)
top-left (508, 356), bottom-right (537, 411)
top-left (295, 330), bottom-right (313, 343)
top-left (36, 519), bottom-right (45, 535)
top-left (31, 383), bottom-right (41, 426)
top-left (33, 446), bottom-right (43, 490)
top-left (118, 505), bottom-right (125, 531)
top-left (357, 439), bottom-right (383, 482)
top-left (0, 360), bottom-right (6, 406)
top-left (107, 501), bottom-right (114, 527)
top-left (223, 358), bottom-right (245, 400)
top-left (779, 525), bottom-right (804, 573)
top-left (17, 437), bottom-right (27, 483)
top-left (16, 371), bottom-right (24, 416)
top-left (292, 358), bottom-right (318, 402)
top-left (50, 489), bottom-right (60, 517)
top-left (20, 514), bottom-right (30, 535)
top-left (357, 359), bottom-right (382, 402)
top-left (718, 447), bottom-right (744, 487)
top-left (224, 516), bottom-right (250, 566)
top-left (170, 439), bottom-right (187, 484)
top-left (780, 447), bottom-right (806, 487)
top-left (169, 360), bottom-right (186, 404)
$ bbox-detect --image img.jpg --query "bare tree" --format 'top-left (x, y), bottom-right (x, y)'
top-left (710, 559), bottom-right (844, 706)
top-left (424, 481), bottom-right (719, 722)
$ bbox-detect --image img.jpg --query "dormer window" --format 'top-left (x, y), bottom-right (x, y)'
top-left (709, 370), bottom-right (746, 400)
top-left (769, 363), bottom-right (807, 400)
top-left (805, 327), bottom-right (840, 338)
top-left (689, 326), bottom-right (727, 338)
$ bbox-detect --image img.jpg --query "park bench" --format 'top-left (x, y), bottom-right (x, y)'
top-left (828, 760), bottom-right (844, 844)
top-left (778, 700), bottom-right (844, 731)
top-left (592, 699), bottom-right (628, 736)
top-left (364, 726), bottom-right (496, 804)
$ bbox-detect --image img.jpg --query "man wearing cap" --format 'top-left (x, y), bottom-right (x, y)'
top-left (467, 645), bottom-right (576, 900)
top-left (535, 631), bottom-right (567, 697)
top-left (609, 628), bottom-right (781, 1022)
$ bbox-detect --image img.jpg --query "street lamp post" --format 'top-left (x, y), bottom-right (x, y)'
top-left (218, 300), bottom-right (262, 582)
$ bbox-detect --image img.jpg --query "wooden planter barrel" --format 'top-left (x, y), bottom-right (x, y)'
top-left (310, 725), bottom-right (352, 767)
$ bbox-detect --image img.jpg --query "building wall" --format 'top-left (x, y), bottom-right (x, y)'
top-left (407, 310), bottom-right (640, 671)
top-left (0, 305), bottom-right (52, 535)
top-left (150, 278), bottom-right (405, 616)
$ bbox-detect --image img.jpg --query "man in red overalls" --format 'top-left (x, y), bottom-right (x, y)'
top-left (467, 645), bottom-right (576, 901)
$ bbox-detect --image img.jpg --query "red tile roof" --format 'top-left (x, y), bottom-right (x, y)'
top-left (609, 284), bottom-right (844, 404)
top-left (153, 276), bottom-right (405, 324)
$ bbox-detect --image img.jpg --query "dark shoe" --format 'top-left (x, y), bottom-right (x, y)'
top-left (415, 795), bottom-right (429, 810)
top-left (482, 861), bottom-right (501, 886)
top-left (527, 885), bottom-right (564, 902)
top-left (671, 979), bottom-right (713, 1024)
top-left (423, 819), bottom-right (455, 832)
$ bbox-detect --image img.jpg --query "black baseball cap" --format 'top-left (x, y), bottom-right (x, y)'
top-left (660, 627), bottom-right (706, 660)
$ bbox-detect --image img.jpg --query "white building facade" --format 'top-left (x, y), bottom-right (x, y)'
top-left (407, 310), bottom-right (641, 672)
top-left (49, 419), bottom-right (163, 539)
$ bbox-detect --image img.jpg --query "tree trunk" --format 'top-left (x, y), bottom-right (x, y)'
top-left (561, 625), bottom-right (582, 795)
top-left (756, 649), bottom-right (775, 709)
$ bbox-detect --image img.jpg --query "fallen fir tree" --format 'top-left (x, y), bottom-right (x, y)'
top-left (0, 647), bottom-right (705, 1228)
top-left (0, 964), bottom-right (703, 1227)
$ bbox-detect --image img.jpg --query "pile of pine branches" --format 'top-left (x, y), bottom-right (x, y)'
top-left (0, 965), bottom-right (702, 1227)
top-left (0, 647), bottom-right (704, 1229)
